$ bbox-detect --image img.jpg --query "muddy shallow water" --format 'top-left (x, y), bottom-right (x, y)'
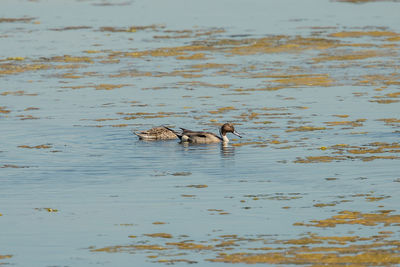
top-left (1, 0), bottom-right (400, 266)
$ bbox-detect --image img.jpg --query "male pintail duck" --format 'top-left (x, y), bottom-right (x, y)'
top-left (169, 123), bottom-right (242, 144)
top-left (134, 126), bottom-right (178, 140)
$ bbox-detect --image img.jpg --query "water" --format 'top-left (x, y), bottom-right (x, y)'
top-left (1, 0), bottom-right (400, 266)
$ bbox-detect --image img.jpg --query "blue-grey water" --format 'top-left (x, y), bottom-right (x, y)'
top-left (1, 0), bottom-right (400, 266)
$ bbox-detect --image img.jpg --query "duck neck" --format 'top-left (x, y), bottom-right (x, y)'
top-left (220, 130), bottom-right (229, 143)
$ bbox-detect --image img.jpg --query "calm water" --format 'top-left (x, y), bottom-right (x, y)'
top-left (1, 0), bottom-right (400, 266)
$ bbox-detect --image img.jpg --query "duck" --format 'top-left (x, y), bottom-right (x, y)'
top-left (168, 123), bottom-right (242, 144)
top-left (134, 126), bottom-right (178, 140)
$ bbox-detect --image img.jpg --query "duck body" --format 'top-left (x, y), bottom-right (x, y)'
top-left (172, 123), bottom-right (241, 144)
top-left (134, 126), bottom-right (178, 140)
top-left (179, 128), bottom-right (223, 144)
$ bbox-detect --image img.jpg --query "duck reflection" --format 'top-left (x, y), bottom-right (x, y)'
top-left (220, 142), bottom-right (235, 157)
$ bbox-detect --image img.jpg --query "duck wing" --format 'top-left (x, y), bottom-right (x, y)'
top-left (184, 131), bottom-right (222, 141)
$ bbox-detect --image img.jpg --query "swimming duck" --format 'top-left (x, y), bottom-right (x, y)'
top-left (134, 126), bottom-right (178, 140)
top-left (171, 123), bottom-right (242, 144)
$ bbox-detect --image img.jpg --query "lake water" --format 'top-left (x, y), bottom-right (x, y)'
top-left (1, 0), bottom-right (400, 266)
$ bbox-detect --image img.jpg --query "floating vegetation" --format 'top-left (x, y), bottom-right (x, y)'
top-left (18, 144), bottom-right (52, 149)
top-left (1, 164), bottom-right (29, 168)
top-left (94, 84), bottom-right (131, 90)
top-left (35, 208), bottom-right (59, 212)
top-left (99, 24), bottom-right (165, 33)
top-left (144, 233), bottom-right (173, 239)
top-left (0, 17), bottom-right (36, 23)
top-left (272, 74), bottom-right (334, 87)
top-left (295, 210), bottom-right (400, 227)
top-left (185, 185), bottom-right (208, 188)
top-left (330, 30), bottom-right (399, 38)
top-left (295, 142), bottom-right (400, 163)
top-left (170, 172), bottom-right (192, 176)
top-left (0, 106), bottom-right (11, 114)
top-left (92, 210), bottom-right (400, 265)
top-left (152, 222), bottom-right (167, 225)
top-left (286, 126), bottom-right (327, 132)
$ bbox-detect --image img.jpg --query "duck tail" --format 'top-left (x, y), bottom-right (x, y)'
top-left (133, 131), bottom-right (146, 140)
top-left (162, 126), bottom-right (182, 140)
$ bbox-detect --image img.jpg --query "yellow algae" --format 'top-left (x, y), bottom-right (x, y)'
top-left (1, 90), bottom-right (37, 96)
top-left (208, 106), bottom-right (236, 114)
top-left (35, 208), bottom-right (58, 212)
top-left (45, 208), bottom-right (58, 212)
top-left (50, 26), bottom-right (91, 31)
top-left (94, 84), bottom-right (130, 90)
top-left (231, 141), bottom-right (267, 147)
top-left (166, 242), bottom-right (213, 250)
top-left (0, 62), bottom-right (50, 75)
top-left (157, 259), bottom-right (197, 264)
top-left (152, 221), bottom-right (167, 225)
top-left (121, 45), bottom-right (208, 59)
top-left (176, 53), bottom-right (207, 60)
top-left (385, 92), bottom-right (400, 98)
top-left (18, 144), bottom-right (52, 149)
top-left (324, 119), bottom-right (365, 127)
top-left (1, 164), bottom-right (29, 168)
top-left (313, 50), bottom-right (386, 63)
top-left (177, 81), bottom-right (231, 88)
top-left (254, 121), bottom-right (274, 124)
top-left (144, 233), bottom-right (173, 238)
top-left (92, 244), bottom-right (167, 253)
top-left (294, 156), bottom-right (345, 163)
top-left (330, 31), bottom-right (399, 38)
top-left (100, 24), bottom-right (164, 33)
top-left (284, 237), bottom-right (323, 245)
top-left (298, 210), bottom-right (400, 227)
top-left (0, 17), bottom-right (35, 23)
top-left (347, 148), bottom-right (384, 154)
top-left (286, 126), bottom-right (326, 132)
top-left (18, 115), bottom-right (40, 120)
top-left (215, 240), bottom-right (236, 247)
top-left (181, 194), bottom-right (196, 198)
top-left (332, 114), bottom-right (349, 118)
top-left (57, 73), bottom-right (82, 79)
top-left (93, 118), bottom-right (118, 122)
top-left (171, 172), bottom-right (191, 176)
top-left (209, 249), bottom-right (400, 265)
top-left (0, 107), bottom-right (11, 114)
top-left (314, 203), bottom-right (337, 208)
top-left (186, 184), bottom-right (208, 188)
top-left (370, 99), bottom-right (400, 104)
top-left (366, 196), bottom-right (389, 202)
top-left (226, 36), bottom-right (339, 56)
top-left (83, 50), bottom-right (101, 54)
top-left (377, 118), bottom-right (400, 126)
top-left (272, 74), bottom-right (334, 87)
top-left (0, 254), bottom-right (12, 260)
top-left (356, 73), bottom-right (400, 86)
top-left (361, 155), bottom-right (399, 161)
top-left (110, 124), bottom-right (129, 127)
top-left (387, 36), bottom-right (400, 42)
top-left (51, 55), bottom-right (93, 63)
top-left (190, 63), bottom-right (237, 69)
top-left (24, 107), bottom-right (39, 111)
top-left (7, 57), bottom-right (25, 61)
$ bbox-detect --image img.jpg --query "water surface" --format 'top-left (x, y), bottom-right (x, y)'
top-left (1, 0), bottom-right (400, 266)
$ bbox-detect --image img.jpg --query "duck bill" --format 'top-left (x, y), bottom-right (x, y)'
top-left (233, 131), bottom-right (242, 138)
